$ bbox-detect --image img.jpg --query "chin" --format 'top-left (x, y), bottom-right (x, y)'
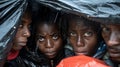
top-left (111, 58), bottom-right (120, 63)
top-left (13, 47), bottom-right (22, 51)
top-left (47, 55), bottom-right (55, 59)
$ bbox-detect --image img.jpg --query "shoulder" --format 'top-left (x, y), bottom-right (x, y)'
top-left (4, 56), bottom-right (27, 67)
top-left (4, 59), bottom-right (19, 67)
top-left (103, 52), bottom-right (117, 67)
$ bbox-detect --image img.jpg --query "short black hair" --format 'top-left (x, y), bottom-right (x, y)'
top-left (67, 14), bottom-right (101, 33)
top-left (28, 7), bottom-right (67, 51)
top-left (64, 13), bottom-right (103, 53)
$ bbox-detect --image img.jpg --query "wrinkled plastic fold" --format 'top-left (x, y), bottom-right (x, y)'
top-left (0, 0), bottom-right (27, 65)
top-left (0, 0), bottom-right (120, 66)
top-left (36, 0), bottom-right (120, 24)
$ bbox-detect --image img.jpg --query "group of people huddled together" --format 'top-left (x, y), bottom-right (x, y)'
top-left (3, 1), bottom-right (120, 67)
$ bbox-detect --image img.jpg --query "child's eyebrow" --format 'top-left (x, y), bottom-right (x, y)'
top-left (70, 26), bottom-right (92, 31)
top-left (50, 32), bottom-right (60, 36)
top-left (36, 34), bottom-right (45, 36)
top-left (68, 30), bottom-right (76, 32)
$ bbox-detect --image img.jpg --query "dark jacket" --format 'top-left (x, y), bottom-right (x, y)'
top-left (103, 52), bottom-right (119, 67)
top-left (4, 47), bottom-right (74, 67)
top-left (93, 41), bottom-right (107, 59)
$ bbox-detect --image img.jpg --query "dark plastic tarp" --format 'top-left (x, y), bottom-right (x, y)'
top-left (0, 0), bottom-right (27, 66)
top-left (0, 0), bottom-right (120, 66)
top-left (35, 0), bottom-right (120, 24)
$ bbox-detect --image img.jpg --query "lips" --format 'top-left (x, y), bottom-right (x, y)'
top-left (75, 51), bottom-right (88, 56)
top-left (17, 41), bottom-right (27, 47)
top-left (109, 49), bottom-right (119, 53)
top-left (108, 49), bottom-right (120, 58)
top-left (45, 52), bottom-right (56, 56)
top-left (44, 52), bottom-right (56, 58)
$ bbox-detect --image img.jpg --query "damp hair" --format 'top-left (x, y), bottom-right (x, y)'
top-left (28, 7), bottom-right (68, 51)
top-left (33, 10), bottom-right (62, 38)
top-left (23, 1), bottom-right (32, 18)
top-left (67, 14), bottom-right (101, 33)
top-left (35, 7), bottom-right (67, 41)
top-left (67, 14), bottom-right (102, 39)
top-left (65, 13), bottom-right (103, 50)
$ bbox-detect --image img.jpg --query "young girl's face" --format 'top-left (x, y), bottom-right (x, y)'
top-left (12, 11), bottom-right (31, 51)
top-left (68, 20), bottom-right (98, 56)
top-left (101, 24), bottom-right (120, 62)
top-left (36, 23), bottom-right (62, 59)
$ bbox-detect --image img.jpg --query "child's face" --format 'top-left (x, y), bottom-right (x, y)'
top-left (101, 24), bottom-right (120, 63)
top-left (68, 21), bottom-right (98, 56)
top-left (36, 23), bottom-right (62, 59)
top-left (12, 11), bottom-right (31, 51)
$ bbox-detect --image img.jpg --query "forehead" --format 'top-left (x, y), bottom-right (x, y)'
top-left (69, 20), bottom-right (92, 31)
top-left (37, 23), bottom-right (59, 33)
top-left (21, 12), bottom-right (31, 24)
top-left (69, 20), bottom-right (85, 27)
top-left (23, 10), bottom-right (31, 18)
top-left (102, 24), bottom-right (120, 29)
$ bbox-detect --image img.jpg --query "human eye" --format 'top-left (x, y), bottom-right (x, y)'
top-left (52, 34), bottom-right (59, 40)
top-left (69, 32), bottom-right (77, 37)
top-left (84, 31), bottom-right (93, 37)
top-left (38, 36), bottom-right (45, 42)
top-left (101, 25), bottom-right (110, 33)
top-left (102, 27), bottom-right (110, 33)
top-left (17, 24), bottom-right (23, 30)
top-left (28, 24), bottom-right (31, 29)
top-left (19, 24), bottom-right (23, 28)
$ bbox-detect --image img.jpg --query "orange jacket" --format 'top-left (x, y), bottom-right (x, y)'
top-left (57, 55), bottom-right (111, 67)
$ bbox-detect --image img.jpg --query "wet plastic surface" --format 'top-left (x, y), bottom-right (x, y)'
top-left (0, 0), bottom-right (27, 66)
top-left (1, 0), bottom-right (120, 66)
top-left (36, 0), bottom-right (120, 24)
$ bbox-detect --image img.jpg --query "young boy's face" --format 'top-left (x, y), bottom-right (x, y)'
top-left (101, 24), bottom-right (120, 63)
top-left (12, 11), bottom-right (31, 51)
top-left (68, 20), bottom-right (98, 56)
top-left (36, 23), bottom-right (62, 59)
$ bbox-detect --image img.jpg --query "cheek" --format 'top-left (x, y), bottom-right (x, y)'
top-left (54, 39), bottom-right (62, 50)
top-left (69, 37), bottom-right (76, 46)
top-left (85, 38), bottom-right (98, 56)
top-left (85, 36), bottom-right (98, 49)
top-left (13, 35), bottom-right (21, 44)
top-left (13, 30), bottom-right (23, 43)
top-left (16, 28), bottom-right (23, 37)
top-left (102, 33), bottom-right (106, 39)
top-left (37, 41), bottom-right (45, 51)
top-left (14, 31), bottom-right (21, 39)
top-left (102, 33), bottom-right (109, 43)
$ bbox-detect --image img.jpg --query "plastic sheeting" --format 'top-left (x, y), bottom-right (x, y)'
top-left (0, 0), bottom-right (27, 66)
top-left (0, 0), bottom-right (120, 66)
top-left (35, 0), bottom-right (120, 24)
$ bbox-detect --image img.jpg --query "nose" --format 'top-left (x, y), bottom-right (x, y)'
top-left (23, 27), bottom-right (30, 37)
top-left (46, 39), bottom-right (53, 48)
top-left (76, 36), bottom-right (84, 47)
top-left (107, 32), bottom-right (120, 46)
